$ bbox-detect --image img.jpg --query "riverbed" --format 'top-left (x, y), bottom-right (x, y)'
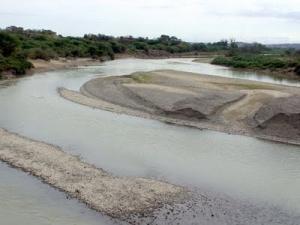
top-left (1, 58), bottom-right (300, 224)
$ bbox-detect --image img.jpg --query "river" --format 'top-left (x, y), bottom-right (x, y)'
top-left (0, 58), bottom-right (300, 224)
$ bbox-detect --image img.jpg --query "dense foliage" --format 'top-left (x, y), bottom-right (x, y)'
top-left (0, 26), bottom-right (241, 77)
top-left (212, 48), bottom-right (300, 75)
top-left (1, 26), bottom-right (300, 77)
top-left (213, 55), bottom-right (289, 69)
top-left (0, 32), bottom-right (33, 77)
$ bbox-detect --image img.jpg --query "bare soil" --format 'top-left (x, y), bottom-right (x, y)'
top-left (2, 127), bottom-right (298, 224)
top-left (29, 58), bottom-right (104, 74)
top-left (0, 128), bottom-right (187, 220)
top-left (60, 70), bottom-right (300, 145)
top-left (0, 58), bottom-right (104, 80)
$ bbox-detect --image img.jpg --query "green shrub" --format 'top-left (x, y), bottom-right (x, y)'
top-left (212, 54), bottom-right (293, 70)
top-left (211, 56), bottom-right (232, 66)
top-left (9, 57), bottom-right (33, 75)
top-left (26, 48), bottom-right (57, 60)
top-left (133, 42), bottom-right (149, 52)
top-left (0, 32), bottom-right (19, 56)
top-left (0, 55), bottom-right (33, 76)
top-left (110, 41), bottom-right (126, 53)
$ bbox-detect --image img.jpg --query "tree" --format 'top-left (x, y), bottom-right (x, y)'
top-left (191, 43), bottom-right (207, 51)
top-left (0, 32), bottom-right (19, 56)
top-left (133, 42), bottom-right (149, 51)
top-left (110, 41), bottom-right (126, 53)
top-left (229, 39), bottom-right (238, 49)
top-left (158, 35), bottom-right (171, 44)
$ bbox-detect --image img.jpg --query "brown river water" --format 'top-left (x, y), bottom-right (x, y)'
top-left (0, 58), bottom-right (300, 224)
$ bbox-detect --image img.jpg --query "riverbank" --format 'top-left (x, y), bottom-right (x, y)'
top-left (0, 128), bottom-right (187, 221)
top-left (209, 55), bottom-right (300, 80)
top-left (0, 52), bottom-right (215, 81)
top-left (2, 59), bottom-right (300, 224)
top-left (2, 126), bottom-right (298, 225)
top-left (29, 58), bottom-right (106, 74)
top-left (0, 57), bottom-right (105, 83)
top-left (59, 70), bottom-right (300, 145)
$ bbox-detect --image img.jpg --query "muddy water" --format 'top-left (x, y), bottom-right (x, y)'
top-left (0, 163), bottom-right (124, 225)
top-left (1, 58), bottom-right (300, 224)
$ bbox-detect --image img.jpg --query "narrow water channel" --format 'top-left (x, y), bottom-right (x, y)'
top-left (0, 163), bottom-right (125, 225)
top-left (1, 58), bottom-right (300, 224)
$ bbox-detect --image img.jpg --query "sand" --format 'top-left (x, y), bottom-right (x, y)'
top-left (0, 128), bottom-right (187, 220)
top-left (30, 58), bottom-right (104, 74)
top-left (59, 70), bottom-right (300, 145)
top-left (2, 67), bottom-right (300, 224)
top-left (2, 128), bottom-right (299, 225)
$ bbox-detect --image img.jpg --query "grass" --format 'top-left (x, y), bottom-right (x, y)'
top-left (130, 72), bottom-right (152, 83)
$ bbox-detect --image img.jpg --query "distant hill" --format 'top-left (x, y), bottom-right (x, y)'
top-left (267, 44), bottom-right (300, 50)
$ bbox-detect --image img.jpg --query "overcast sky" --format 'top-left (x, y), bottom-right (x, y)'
top-left (0, 0), bottom-right (300, 43)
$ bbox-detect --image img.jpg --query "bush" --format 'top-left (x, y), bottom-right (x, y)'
top-left (9, 57), bottom-right (33, 75)
top-left (0, 55), bottom-right (33, 75)
top-left (192, 43), bottom-right (208, 51)
top-left (133, 42), bottom-right (149, 52)
top-left (211, 56), bottom-right (232, 66)
top-left (110, 41), bottom-right (126, 53)
top-left (26, 48), bottom-right (57, 60)
top-left (0, 53), bottom-right (5, 75)
top-left (212, 54), bottom-right (293, 70)
top-left (0, 32), bottom-right (19, 56)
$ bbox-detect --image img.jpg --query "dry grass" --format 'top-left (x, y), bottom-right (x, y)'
top-left (131, 72), bottom-right (152, 83)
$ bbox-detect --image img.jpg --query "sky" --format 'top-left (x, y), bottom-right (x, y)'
top-left (0, 0), bottom-right (300, 44)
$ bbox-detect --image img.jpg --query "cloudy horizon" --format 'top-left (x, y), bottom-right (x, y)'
top-left (0, 0), bottom-right (300, 44)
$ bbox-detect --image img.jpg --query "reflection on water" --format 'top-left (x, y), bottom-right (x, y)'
top-left (0, 58), bottom-right (300, 223)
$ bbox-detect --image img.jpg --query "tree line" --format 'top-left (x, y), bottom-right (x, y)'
top-left (1, 26), bottom-right (299, 78)
top-left (0, 26), bottom-right (246, 77)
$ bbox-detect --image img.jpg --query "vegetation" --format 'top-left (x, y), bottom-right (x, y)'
top-left (1, 26), bottom-right (300, 78)
top-left (131, 72), bottom-right (152, 83)
top-left (0, 32), bottom-right (33, 77)
top-left (0, 26), bottom-right (243, 78)
top-left (212, 55), bottom-right (289, 69)
top-left (212, 44), bottom-right (300, 75)
top-left (228, 82), bottom-right (275, 90)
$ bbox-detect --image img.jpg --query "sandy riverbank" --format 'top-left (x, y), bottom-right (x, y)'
top-left (59, 70), bottom-right (300, 145)
top-left (2, 127), bottom-right (299, 225)
top-left (29, 58), bottom-right (105, 74)
top-left (0, 58), bottom-right (104, 84)
top-left (29, 54), bottom-right (213, 73)
top-left (0, 128), bottom-right (187, 221)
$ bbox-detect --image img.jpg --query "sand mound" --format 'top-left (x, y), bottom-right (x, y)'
top-left (60, 70), bottom-right (300, 145)
top-left (82, 72), bottom-right (244, 121)
top-left (253, 95), bottom-right (300, 140)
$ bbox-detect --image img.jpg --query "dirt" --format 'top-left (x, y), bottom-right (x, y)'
top-left (2, 67), bottom-right (300, 224)
top-left (0, 58), bottom-right (105, 81)
top-left (134, 189), bottom-right (300, 225)
top-left (59, 70), bottom-right (300, 145)
top-left (29, 58), bottom-right (105, 74)
top-left (0, 128), bottom-right (187, 220)
top-left (252, 96), bottom-right (300, 141)
top-left (1, 128), bottom-right (299, 225)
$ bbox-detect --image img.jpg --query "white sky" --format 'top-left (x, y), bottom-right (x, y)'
top-left (0, 0), bottom-right (300, 43)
